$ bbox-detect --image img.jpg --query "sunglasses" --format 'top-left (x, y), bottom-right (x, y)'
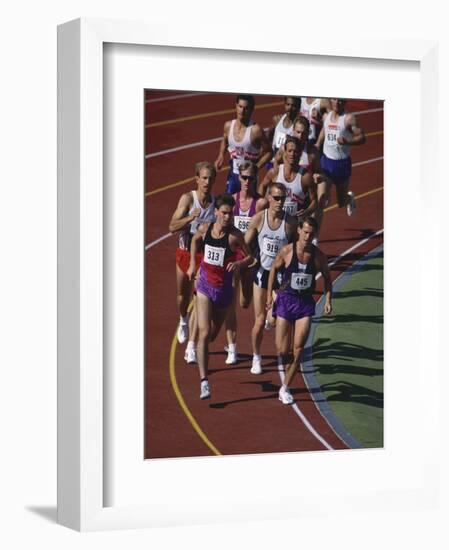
top-left (271, 195), bottom-right (286, 202)
top-left (240, 175), bottom-right (255, 181)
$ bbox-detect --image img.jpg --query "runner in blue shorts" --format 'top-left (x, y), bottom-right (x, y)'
top-left (266, 216), bottom-right (333, 405)
top-left (316, 98), bottom-right (366, 217)
top-left (214, 94), bottom-right (272, 194)
top-left (188, 193), bottom-right (253, 400)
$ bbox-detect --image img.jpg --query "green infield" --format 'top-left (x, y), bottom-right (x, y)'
top-left (313, 250), bottom-right (383, 448)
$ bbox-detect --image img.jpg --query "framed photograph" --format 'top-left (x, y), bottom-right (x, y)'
top-left (58, 18), bottom-right (440, 532)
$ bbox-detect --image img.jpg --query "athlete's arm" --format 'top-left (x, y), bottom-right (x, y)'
top-left (285, 214), bottom-right (299, 242)
top-left (187, 224), bottom-right (207, 281)
top-left (255, 196), bottom-right (269, 212)
top-left (297, 173), bottom-right (318, 218)
top-left (227, 229), bottom-right (254, 271)
top-left (266, 245), bottom-right (288, 310)
top-left (252, 124), bottom-right (273, 169)
top-left (257, 167), bottom-right (275, 197)
top-left (315, 248), bottom-right (332, 314)
top-left (244, 211), bottom-right (262, 247)
top-left (215, 121), bottom-right (231, 169)
top-left (339, 113), bottom-right (366, 146)
top-left (267, 114), bottom-right (281, 146)
top-left (315, 123), bottom-right (326, 150)
top-left (168, 193), bottom-right (198, 232)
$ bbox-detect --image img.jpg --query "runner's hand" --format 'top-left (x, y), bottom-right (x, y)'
top-left (226, 261), bottom-right (240, 272)
top-left (187, 267), bottom-right (196, 281)
top-left (324, 302), bottom-right (332, 315)
top-left (215, 155), bottom-right (224, 170)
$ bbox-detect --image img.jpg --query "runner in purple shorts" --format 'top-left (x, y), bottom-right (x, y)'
top-left (315, 98), bottom-right (366, 217)
top-left (187, 193), bottom-right (254, 400)
top-left (266, 216), bottom-right (332, 405)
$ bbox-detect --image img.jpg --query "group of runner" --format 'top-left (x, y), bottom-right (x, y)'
top-left (168, 94), bottom-right (366, 403)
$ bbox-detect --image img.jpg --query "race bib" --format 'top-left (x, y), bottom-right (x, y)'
top-left (204, 244), bottom-right (225, 266)
top-left (326, 128), bottom-right (339, 144)
top-left (283, 200), bottom-right (298, 216)
top-left (291, 272), bottom-right (312, 290)
top-left (234, 215), bottom-right (250, 233)
top-left (262, 237), bottom-right (281, 258)
top-left (232, 157), bottom-right (244, 174)
top-left (275, 132), bottom-right (286, 149)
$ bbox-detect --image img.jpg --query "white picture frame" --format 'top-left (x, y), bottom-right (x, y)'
top-left (57, 17), bottom-right (442, 532)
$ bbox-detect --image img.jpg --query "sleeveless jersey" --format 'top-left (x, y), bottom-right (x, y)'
top-left (279, 244), bottom-right (317, 297)
top-left (233, 193), bottom-right (257, 234)
top-left (300, 98), bottom-right (321, 142)
top-left (257, 210), bottom-right (288, 271)
top-left (275, 164), bottom-right (306, 216)
top-left (178, 191), bottom-right (215, 251)
top-left (228, 119), bottom-right (260, 174)
top-left (272, 114), bottom-right (294, 153)
top-left (323, 112), bottom-right (351, 160)
top-left (199, 224), bottom-right (236, 287)
top-left (298, 148), bottom-right (312, 174)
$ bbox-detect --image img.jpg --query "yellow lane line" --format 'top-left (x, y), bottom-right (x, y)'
top-left (323, 186), bottom-right (383, 213)
top-left (145, 132), bottom-right (384, 198)
top-left (146, 101), bottom-right (283, 128)
top-left (169, 305), bottom-right (222, 456)
top-left (145, 166), bottom-right (228, 197)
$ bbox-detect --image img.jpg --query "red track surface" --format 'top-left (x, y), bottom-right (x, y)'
top-left (144, 90), bottom-right (383, 459)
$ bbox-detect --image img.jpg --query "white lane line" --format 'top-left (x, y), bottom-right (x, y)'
top-left (277, 364), bottom-right (334, 450)
top-left (146, 108), bottom-right (384, 159)
top-left (316, 228), bottom-right (384, 281)
top-left (352, 107), bottom-right (383, 116)
top-left (145, 92), bottom-right (209, 103)
top-left (146, 136), bottom-right (221, 159)
top-left (145, 232), bottom-right (173, 250)
top-left (352, 156), bottom-right (383, 168)
top-left (278, 228), bottom-right (384, 449)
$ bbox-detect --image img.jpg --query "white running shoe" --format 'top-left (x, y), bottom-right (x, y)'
top-left (250, 355), bottom-right (263, 375)
top-left (184, 347), bottom-right (197, 364)
top-left (200, 380), bottom-right (211, 400)
top-left (346, 191), bottom-right (356, 216)
top-left (177, 322), bottom-right (188, 344)
top-left (278, 386), bottom-right (294, 405)
top-left (225, 350), bottom-right (238, 365)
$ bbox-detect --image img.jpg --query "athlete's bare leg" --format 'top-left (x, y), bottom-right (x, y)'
top-left (196, 292), bottom-right (212, 380)
top-left (251, 284), bottom-right (267, 356)
top-left (283, 316), bottom-right (312, 388)
top-left (176, 264), bottom-right (192, 318)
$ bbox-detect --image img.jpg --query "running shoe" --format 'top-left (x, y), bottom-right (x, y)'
top-left (177, 322), bottom-right (188, 344)
top-left (225, 350), bottom-right (237, 365)
top-left (264, 318), bottom-right (273, 331)
top-left (250, 355), bottom-right (263, 375)
top-left (346, 191), bottom-right (356, 216)
top-left (278, 386), bottom-right (294, 405)
top-left (200, 380), bottom-right (211, 400)
top-left (184, 347), bottom-right (197, 364)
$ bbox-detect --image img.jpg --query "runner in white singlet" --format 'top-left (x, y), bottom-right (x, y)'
top-left (215, 94), bottom-right (272, 194)
top-left (267, 96), bottom-right (301, 166)
top-left (316, 98), bottom-right (366, 216)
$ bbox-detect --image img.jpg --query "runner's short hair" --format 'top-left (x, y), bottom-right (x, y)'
top-left (299, 215), bottom-right (318, 232)
top-left (195, 161), bottom-right (216, 178)
top-left (268, 182), bottom-right (287, 195)
top-left (284, 135), bottom-right (302, 149)
top-left (235, 94), bottom-right (255, 110)
top-left (238, 160), bottom-right (258, 175)
top-left (214, 193), bottom-right (236, 209)
top-left (293, 115), bottom-right (310, 136)
top-left (285, 96), bottom-right (301, 109)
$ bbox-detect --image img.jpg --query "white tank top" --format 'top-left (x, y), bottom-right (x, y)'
top-left (272, 114), bottom-right (294, 152)
top-left (178, 190), bottom-right (216, 250)
top-left (257, 209), bottom-right (288, 270)
top-left (275, 165), bottom-right (306, 216)
top-left (323, 112), bottom-right (351, 160)
top-left (228, 119), bottom-right (260, 174)
top-left (300, 98), bottom-right (321, 142)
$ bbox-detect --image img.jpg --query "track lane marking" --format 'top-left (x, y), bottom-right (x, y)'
top-left (146, 101), bottom-right (283, 128)
top-left (145, 109), bottom-right (383, 159)
top-left (145, 92), bottom-right (210, 103)
top-left (169, 303), bottom-right (222, 456)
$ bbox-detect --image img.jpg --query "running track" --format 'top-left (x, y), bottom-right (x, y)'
top-left (144, 91), bottom-right (384, 459)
